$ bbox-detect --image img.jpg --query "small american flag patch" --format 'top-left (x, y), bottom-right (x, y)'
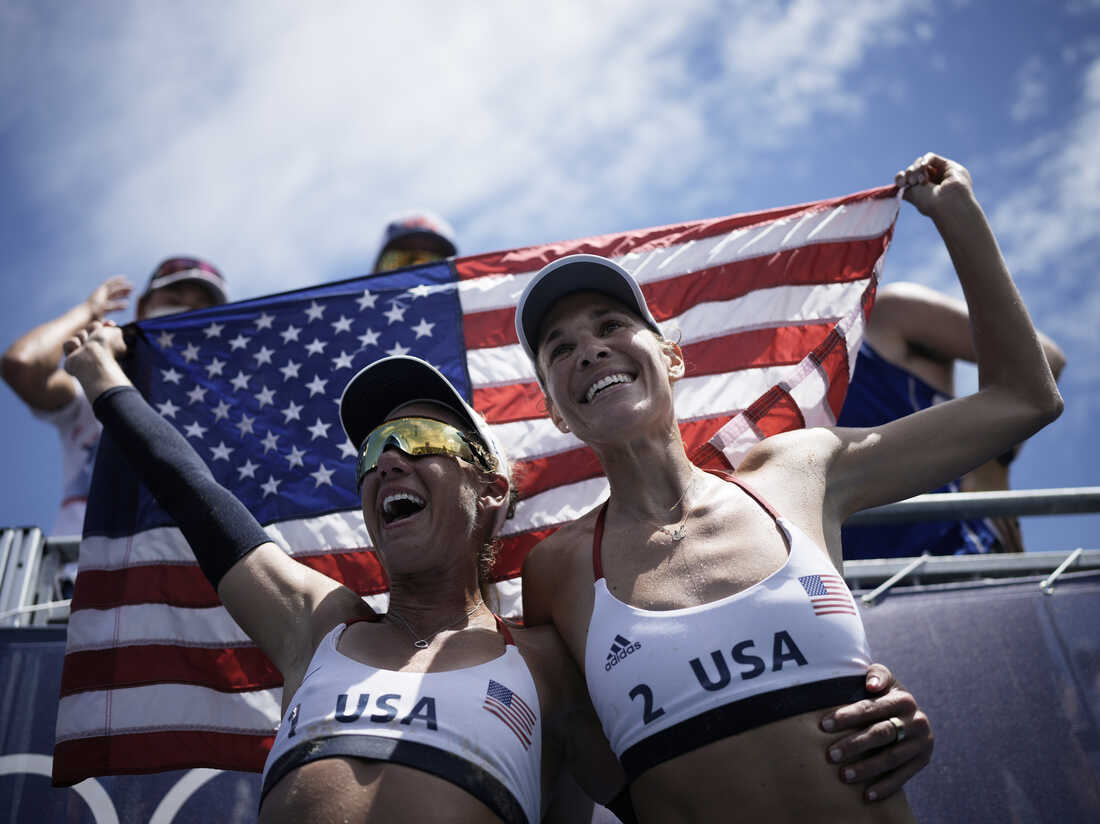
top-left (483, 679), bottom-right (536, 750)
top-left (798, 573), bottom-right (857, 616)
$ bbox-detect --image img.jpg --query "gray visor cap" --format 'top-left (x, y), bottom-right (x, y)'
top-left (514, 254), bottom-right (660, 364)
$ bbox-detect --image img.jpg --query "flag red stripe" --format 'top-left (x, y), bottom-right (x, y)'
top-left (71, 550), bottom-right (389, 612)
top-left (454, 185), bottom-right (897, 283)
top-left (463, 235), bottom-right (889, 350)
top-left (813, 608), bottom-right (858, 615)
top-left (52, 729), bottom-right (271, 786)
top-left (59, 644), bottom-right (280, 697)
top-left (746, 386), bottom-right (805, 438)
top-left (472, 324), bottom-right (835, 425)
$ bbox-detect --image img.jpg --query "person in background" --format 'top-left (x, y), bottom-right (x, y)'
top-left (2, 257), bottom-right (227, 542)
top-left (373, 210), bottom-right (458, 273)
top-left (838, 281), bottom-right (1066, 558)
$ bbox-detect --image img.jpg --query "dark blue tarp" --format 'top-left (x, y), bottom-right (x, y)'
top-left (3, 572), bottom-right (1099, 822)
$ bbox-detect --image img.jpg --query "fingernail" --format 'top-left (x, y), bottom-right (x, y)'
top-left (843, 768), bottom-right (856, 782)
top-left (821, 718), bottom-right (835, 732)
top-left (829, 747), bottom-right (842, 763)
top-left (867, 790), bottom-right (878, 801)
top-left (868, 676), bottom-right (881, 689)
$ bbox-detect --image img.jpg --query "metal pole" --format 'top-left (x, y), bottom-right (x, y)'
top-left (846, 487), bottom-right (1100, 525)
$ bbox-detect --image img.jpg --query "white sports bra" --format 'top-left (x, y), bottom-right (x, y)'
top-left (262, 614), bottom-right (542, 824)
top-left (583, 474), bottom-right (872, 781)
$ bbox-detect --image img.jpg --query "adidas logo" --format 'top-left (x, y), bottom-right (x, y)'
top-left (605, 634), bottom-right (642, 671)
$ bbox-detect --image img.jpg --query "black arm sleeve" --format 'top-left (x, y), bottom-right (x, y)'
top-left (92, 385), bottom-right (272, 588)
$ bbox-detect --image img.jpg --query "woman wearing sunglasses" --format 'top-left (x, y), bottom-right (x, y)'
top-left (61, 332), bottom-right (627, 824)
top-left (516, 155), bottom-right (1063, 822)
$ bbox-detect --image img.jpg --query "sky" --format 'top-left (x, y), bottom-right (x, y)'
top-left (0, 0), bottom-right (1096, 553)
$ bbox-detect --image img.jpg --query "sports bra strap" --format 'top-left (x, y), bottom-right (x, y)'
top-left (590, 471), bottom-right (782, 582)
top-left (493, 613), bottom-right (517, 646)
top-left (705, 469), bottom-right (782, 522)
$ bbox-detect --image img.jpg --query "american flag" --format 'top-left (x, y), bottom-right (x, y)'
top-left (482, 679), bottom-right (537, 750)
top-left (798, 573), bottom-right (859, 616)
top-left (52, 185), bottom-right (900, 785)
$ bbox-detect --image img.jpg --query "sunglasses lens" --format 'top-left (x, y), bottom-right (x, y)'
top-left (355, 418), bottom-right (477, 489)
top-left (376, 248), bottom-right (447, 273)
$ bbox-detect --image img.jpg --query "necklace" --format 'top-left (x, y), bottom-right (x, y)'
top-left (387, 599), bottom-right (485, 649)
top-left (637, 472), bottom-right (698, 543)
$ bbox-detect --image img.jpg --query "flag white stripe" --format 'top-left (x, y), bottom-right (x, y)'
top-left (65, 603), bottom-right (252, 650)
top-left (55, 683), bottom-right (281, 740)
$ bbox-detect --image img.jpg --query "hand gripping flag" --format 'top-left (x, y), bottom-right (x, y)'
top-left (53, 185), bottom-right (901, 784)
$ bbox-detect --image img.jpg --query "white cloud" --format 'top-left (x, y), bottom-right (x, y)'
top-left (3, 0), bottom-right (924, 305)
top-left (1010, 56), bottom-right (1048, 122)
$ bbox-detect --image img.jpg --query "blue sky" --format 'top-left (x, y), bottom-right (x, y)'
top-left (1, 0), bottom-right (1096, 551)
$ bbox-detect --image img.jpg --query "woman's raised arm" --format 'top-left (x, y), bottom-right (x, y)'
top-left (826, 154), bottom-right (1063, 519)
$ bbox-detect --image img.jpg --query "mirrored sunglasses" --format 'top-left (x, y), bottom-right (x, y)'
top-left (355, 417), bottom-right (484, 490)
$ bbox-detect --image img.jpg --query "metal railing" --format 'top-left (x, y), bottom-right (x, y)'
top-left (1, 487), bottom-right (1097, 626)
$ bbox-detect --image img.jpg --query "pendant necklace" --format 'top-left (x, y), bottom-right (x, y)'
top-left (639, 472), bottom-right (698, 543)
top-left (387, 599), bottom-right (485, 649)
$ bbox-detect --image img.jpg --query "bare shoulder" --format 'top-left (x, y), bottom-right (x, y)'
top-left (523, 511), bottom-right (597, 592)
top-left (738, 426), bottom-right (841, 480)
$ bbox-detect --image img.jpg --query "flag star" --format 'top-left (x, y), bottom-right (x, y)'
top-left (157, 331), bottom-right (175, 349)
top-left (183, 420), bottom-right (208, 439)
top-left (181, 342), bottom-right (201, 363)
top-left (212, 400), bottom-right (232, 421)
top-left (157, 399), bottom-right (180, 418)
top-left (356, 289), bottom-right (378, 310)
top-left (255, 312), bottom-right (275, 330)
top-left (311, 464), bottom-right (335, 487)
top-left (282, 400), bottom-right (304, 422)
top-left (305, 375), bottom-right (329, 396)
top-left (338, 440), bottom-right (359, 459)
top-left (285, 445), bottom-right (307, 469)
top-left (261, 475), bottom-right (281, 496)
top-left (211, 441), bottom-right (234, 461)
top-left (307, 417), bottom-right (332, 440)
top-left (186, 384), bottom-right (208, 404)
top-left (331, 315), bottom-right (353, 334)
top-left (206, 357), bottom-right (226, 377)
top-left (161, 368), bottom-right (183, 384)
top-left (203, 322), bottom-right (225, 339)
top-left (237, 459), bottom-right (259, 480)
top-left (279, 359), bottom-right (302, 381)
top-left (407, 283), bottom-right (435, 299)
top-left (332, 350), bottom-right (354, 370)
top-left (280, 324), bottom-right (302, 344)
top-left (305, 338), bottom-right (327, 356)
top-left (260, 431), bottom-right (280, 453)
top-left (254, 386), bottom-right (276, 407)
top-left (386, 341), bottom-right (411, 357)
top-left (254, 345), bottom-right (275, 366)
top-left (229, 371), bottom-right (251, 391)
top-left (305, 301), bottom-right (325, 322)
top-left (411, 318), bottom-right (435, 339)
top-left (235, 413), bottom-right (256, 436)
top-left (384, 302), bottom-right (407, 324)
top-left (358, 328), bottom-right (380, 348)
top-left (228, 333), bottom-right (250, 351)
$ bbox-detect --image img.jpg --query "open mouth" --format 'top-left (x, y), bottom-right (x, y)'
top-left (584, 372), bottom-right (634, 403)
top-left (380, 492), bottom-right (427, 525)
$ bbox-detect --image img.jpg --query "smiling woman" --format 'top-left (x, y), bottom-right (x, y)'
top-left (59, 328), bottom-right (630, 824)
top-left (517, 155), bottom-right (1062, 822)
